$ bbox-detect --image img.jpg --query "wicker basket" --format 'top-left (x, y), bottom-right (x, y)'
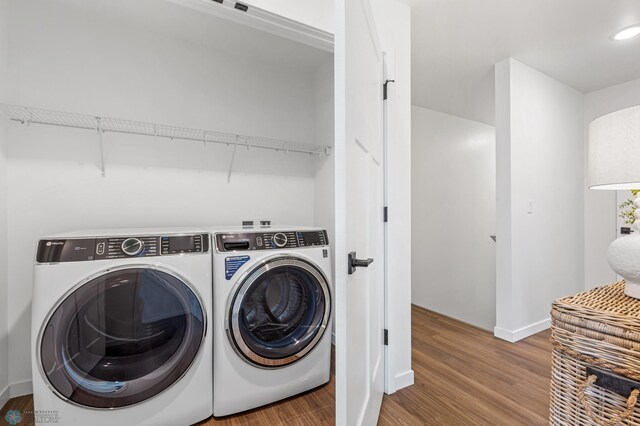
top-left (550, 281), bottom-right (640, 425)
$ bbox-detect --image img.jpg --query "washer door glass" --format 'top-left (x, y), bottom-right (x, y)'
top-left (229, 257), bottom-right (331, 367)
top-left (40, 268), bottom-right (205, 409)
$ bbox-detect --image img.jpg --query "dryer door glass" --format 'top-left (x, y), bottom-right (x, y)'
top-left (39, 267), bottom-right (205, 409)
top-left (229, 256), bottom-right (331, 367)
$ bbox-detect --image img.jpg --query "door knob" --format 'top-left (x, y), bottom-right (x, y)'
top-left (348, 251), bottom-right (374, 275)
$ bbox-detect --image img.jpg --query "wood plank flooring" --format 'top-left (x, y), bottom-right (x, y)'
top-left (196, 351), bottom-right (336, 426)
top-left (378, 306), bottom-right (551, 426)
top-left (1, 306), bottom-right (551, 425)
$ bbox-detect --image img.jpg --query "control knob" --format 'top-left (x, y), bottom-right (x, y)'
top-left (121, 238), bottom-right (144, 256)
top-left (272, 233), bottom-right (288, 248)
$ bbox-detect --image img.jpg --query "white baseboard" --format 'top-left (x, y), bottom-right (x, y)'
top-left (9, 380), bottom-right (32, 398)
top-left (394, 370), bottom-right (414, 391)
top-left (0, 384), bottom-right (9, 410)
top-left (494, 318), bottom-right (550, 343)
top-left (386, 369), bottom-right (415, 394)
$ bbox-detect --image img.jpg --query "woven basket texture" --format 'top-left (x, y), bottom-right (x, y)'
top-left (550, 281), bottom-right (640, 425)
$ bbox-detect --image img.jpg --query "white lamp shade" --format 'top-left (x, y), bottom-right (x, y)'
top-left (588, 104), bottom-right (640, 190)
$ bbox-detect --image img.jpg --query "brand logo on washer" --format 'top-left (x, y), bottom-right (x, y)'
top-left (46, 241), bottom-right (64, 247)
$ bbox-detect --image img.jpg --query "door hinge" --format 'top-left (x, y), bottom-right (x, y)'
top-left (383, 206), bottom-right (388, 222)
top-left (384, 329), bottom-right (389, 345)
top-left (383, 79), bottom-right (395, 100)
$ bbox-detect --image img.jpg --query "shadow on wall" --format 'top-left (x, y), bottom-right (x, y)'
top-left (6, 123), bottom-right (324, 179)
top-left (7, 301), bottom-right (31, 395)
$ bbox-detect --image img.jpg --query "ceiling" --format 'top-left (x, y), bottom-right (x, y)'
top-left (410, 0), bottom-right (640, 125)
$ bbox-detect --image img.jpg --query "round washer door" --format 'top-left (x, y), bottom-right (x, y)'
top-left (39, 267), bottom-right (206, 409)
top-left (228, 256), bottom-right (331, 368)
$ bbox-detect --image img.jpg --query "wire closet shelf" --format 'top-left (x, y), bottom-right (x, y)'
top-left (0, 103), bottom-right (332, 156)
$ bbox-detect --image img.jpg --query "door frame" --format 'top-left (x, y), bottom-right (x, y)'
top-left (382, 50), bottom-right (391, 394)
top-left (373, 0), bottom-right (414, 394)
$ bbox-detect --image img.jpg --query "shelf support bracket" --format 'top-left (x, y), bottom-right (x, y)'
top-left (96, 117), bottom-right (106, 177)
top-left (227, 135), bottom-right (240, 183)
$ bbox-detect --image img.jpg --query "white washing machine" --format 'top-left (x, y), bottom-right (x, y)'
top-left (208, 226), bottom-right (333, 417)
top-left (31, 228), bottom-right (213, 426)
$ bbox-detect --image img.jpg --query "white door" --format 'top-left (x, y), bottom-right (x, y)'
top-left (335, 0), bottom-right (385, 424)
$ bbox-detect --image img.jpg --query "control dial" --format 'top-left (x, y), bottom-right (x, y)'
top-left (272, 233), bottom-right (288, 248)
top-left (121, 238), bottom-right (144, 256)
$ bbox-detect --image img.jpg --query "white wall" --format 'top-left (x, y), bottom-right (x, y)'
top-left (0, 0), bottom-right (9, 409)
top-left (314, 61), bottom-right (335, 245)
top-left (583, 77), bottom-right (640, 289)
top-left (312, 57), bottom-right (335, 343)
top-left (314, 60), bottom-right (335, 260)
top-left (9, 1), bottom-right (320, 158)
top-left (5, 0), bottom-right (331, 390)
top-left (495, 58), bottom-right (584, 342)
top-left (371, 0), bottom-right (413, 394)
top-left (412, 106), bottom-right (496, 331)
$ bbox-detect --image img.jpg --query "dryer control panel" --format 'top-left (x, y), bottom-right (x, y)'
top-left (36, 233), bottom-right (209, 263)
top-left (216, 230), bottom-right (328, 252)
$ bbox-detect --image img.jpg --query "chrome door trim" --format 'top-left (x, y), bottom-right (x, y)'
top-left (36, 264), bottom-right (208, 410)
top-left (226, 254), bottom-right (331, 368)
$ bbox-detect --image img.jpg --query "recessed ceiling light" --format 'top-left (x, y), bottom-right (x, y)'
top-left (613, 25), bottom-right (640, 41)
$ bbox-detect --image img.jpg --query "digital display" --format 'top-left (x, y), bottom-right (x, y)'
top-left (169, 236), bottom-right (195, 252)
top-left (304, 232), bottom-right (323, 246)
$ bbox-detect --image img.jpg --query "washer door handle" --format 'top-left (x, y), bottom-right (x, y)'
top-left (348, 251), bottom-right (373, 275)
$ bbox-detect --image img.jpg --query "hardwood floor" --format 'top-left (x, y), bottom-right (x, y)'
top-left (378, 306), bottom-right (551, 426)
top-left (196, 351), bottom-right (336, 426)
top-left (1, 306), bottom-right (551, 425)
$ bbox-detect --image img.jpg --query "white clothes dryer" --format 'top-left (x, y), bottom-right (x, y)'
top-left (208, 226), bottom-right (333, 417)
top-left (31, 228), bottom-right (212, 426)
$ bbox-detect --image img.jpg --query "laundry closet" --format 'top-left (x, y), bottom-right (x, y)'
top-left (0, 0), bottom-right (334, 401)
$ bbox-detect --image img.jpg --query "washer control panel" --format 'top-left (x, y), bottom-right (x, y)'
top-left (216, 230), bottom-right (328, 252)
top-left (36, 233), bottom-right (209, 263)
